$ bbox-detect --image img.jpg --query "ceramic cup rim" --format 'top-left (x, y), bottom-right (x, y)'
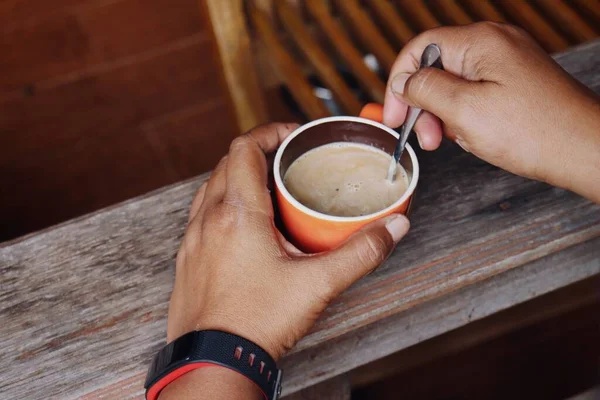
top-left (273, 116), bottom-right (420, 222)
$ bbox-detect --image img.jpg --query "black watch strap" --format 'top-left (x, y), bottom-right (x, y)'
top-left (144, 330), bottom-right (282, 400)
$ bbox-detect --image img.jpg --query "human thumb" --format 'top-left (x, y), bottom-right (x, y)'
top-left (311, 214), bottom-right (410, 296)
top-left (387, 68), bottom-right (473, 125)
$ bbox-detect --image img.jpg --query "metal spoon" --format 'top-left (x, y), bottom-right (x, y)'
top-left (387, 43), bottom-right (444, 181)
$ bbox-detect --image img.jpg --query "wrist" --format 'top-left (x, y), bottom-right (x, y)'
top-left (536, 96), bottom-right (600, 202)
top-left (148, 330), bottom-right (283, 400)
top-left (168, 314), bottom-right (287, 362)
top-left (548, 98), bottom-right (600, 202)
top-left (158, 366), bottom-right (263, 400)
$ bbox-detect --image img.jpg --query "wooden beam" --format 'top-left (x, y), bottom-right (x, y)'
top-left (350, 274), bottom-right (600, 388)
top-left (204, 0), bottom-right (269, 133)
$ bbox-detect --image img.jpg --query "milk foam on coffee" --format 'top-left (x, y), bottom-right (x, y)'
top-left (283, 142), bottom-right (409, 217)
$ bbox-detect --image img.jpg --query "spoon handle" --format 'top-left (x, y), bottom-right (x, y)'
top-left (389, 44), bottom-right (443, 181)
top-left (394, 106), bottom-right (422, 161)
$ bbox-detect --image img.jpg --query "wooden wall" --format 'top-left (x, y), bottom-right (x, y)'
top-left (0, 0), bottom-right (239, 241)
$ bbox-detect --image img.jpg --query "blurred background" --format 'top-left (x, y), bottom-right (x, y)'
top-left (1, 1), bottom-right (599, 399)
top-left (2, 0), bottom-right (599, 243)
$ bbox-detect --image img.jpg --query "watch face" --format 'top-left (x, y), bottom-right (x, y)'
top-left (168, 332), bottom-right (196, 362)
top-left (145, 332), bottom-right (197, 388)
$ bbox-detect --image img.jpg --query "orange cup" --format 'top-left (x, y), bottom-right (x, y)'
top-left (274, 110), bottom-right (419, 253)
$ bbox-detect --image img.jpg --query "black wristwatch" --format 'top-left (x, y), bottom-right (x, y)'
top-left (144, 330), bottom-right (283, 400)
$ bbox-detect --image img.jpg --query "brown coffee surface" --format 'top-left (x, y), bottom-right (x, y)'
top-left (283, 142), bottom-right (408, 217)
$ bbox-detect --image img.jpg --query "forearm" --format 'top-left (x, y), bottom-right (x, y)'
top-left (158, 366), bottom-right (263, 400)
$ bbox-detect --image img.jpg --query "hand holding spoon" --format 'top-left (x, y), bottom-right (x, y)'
top-left (387, 44), bottom-right (444, 181)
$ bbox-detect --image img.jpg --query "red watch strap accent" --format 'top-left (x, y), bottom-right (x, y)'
top-left (146, 362), bottom-right (268, 400)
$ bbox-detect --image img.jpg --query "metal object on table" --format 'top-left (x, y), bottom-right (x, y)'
top-left (387, 43), bottom-right (444, 181)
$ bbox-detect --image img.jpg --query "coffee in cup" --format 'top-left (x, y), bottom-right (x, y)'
top-left (283, 142), bottom-right (409, 217)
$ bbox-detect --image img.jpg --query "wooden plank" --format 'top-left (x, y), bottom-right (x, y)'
top-left (571, 0), bottom-right (600, 24)
top-left (364, 0), bottom-right (415, 46)
top-left (0, 0), bottom-right (204, 93)
top-left (353, 297), bottom-right (600, 399)
top-left (458, 0), bottom-right (506, 23)
top-left (395, 0), bottom-right (440, 31)
top-left (282, 239), bottom-right (600, 395)
top-left (350, 274), bottom-right (600, 387)
top-left (250, 6), bottom-right (330, 120)
top-left (204, 0), bottom-right (269, 132)
top-left (333, 0), bottom-right (398, 73)
top-left (534, 0), bottom-right (598, 42)
top-left (432, 0), bottom-right (473, 25)
top-left (306, 0), bottom-right (386, 103)
top-left (0, 40), bottom-right (599, 400)
top-left (494, 0), bottom-right (570, 52)
top-left (277, 1), bottom-right (363, 115)
top-left (284, 374), bottom-right (350, 400)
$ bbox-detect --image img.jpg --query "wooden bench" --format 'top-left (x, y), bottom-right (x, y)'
top-left (0, 39), bottom-right (599, 400)
top-left (205, 0), bottom-right (600, 131)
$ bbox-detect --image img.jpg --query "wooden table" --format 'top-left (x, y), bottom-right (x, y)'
top-left (1, 40), bottom-right (600, 400)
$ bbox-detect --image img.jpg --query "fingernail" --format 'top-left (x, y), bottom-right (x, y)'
top-left (391, 74), bottom-right (410, 96)
top-left (456, 139), bottom-right (470, 153)
top-left (416, 133), bottom-right (425, 150)
top-left (385, 215), bottom-right (410, 243)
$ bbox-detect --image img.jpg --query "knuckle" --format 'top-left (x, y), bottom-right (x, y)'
top-left (501, 23), bottom-right (529, 40)
top-left (475, 21), bottom-right (504, 33)
top-left (407, 69), bottom-right (436, 102)
top-left (475, 22), bottom-right (528, 46)
top-left (475, 21), bottom-right (509, 38)
top-left (229, 135), bottom-right (248, 150)
top-left (247, 122), bottom-right (276, 134)
top-left (230, 135), bottom-right (251, 152)
top-left (204, 204), bottom-right (235, 227)
top-left (357, 233), bottom-right (388, 268)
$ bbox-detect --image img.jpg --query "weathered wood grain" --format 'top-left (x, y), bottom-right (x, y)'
top-left (281, 237), bottom-right (600, 394)
top-left (349, 274), bottom-right (600, 388)
top-left (1, 40), bottom-right (600, 400)
top-left (353, 293), bottom-right (600, 399)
